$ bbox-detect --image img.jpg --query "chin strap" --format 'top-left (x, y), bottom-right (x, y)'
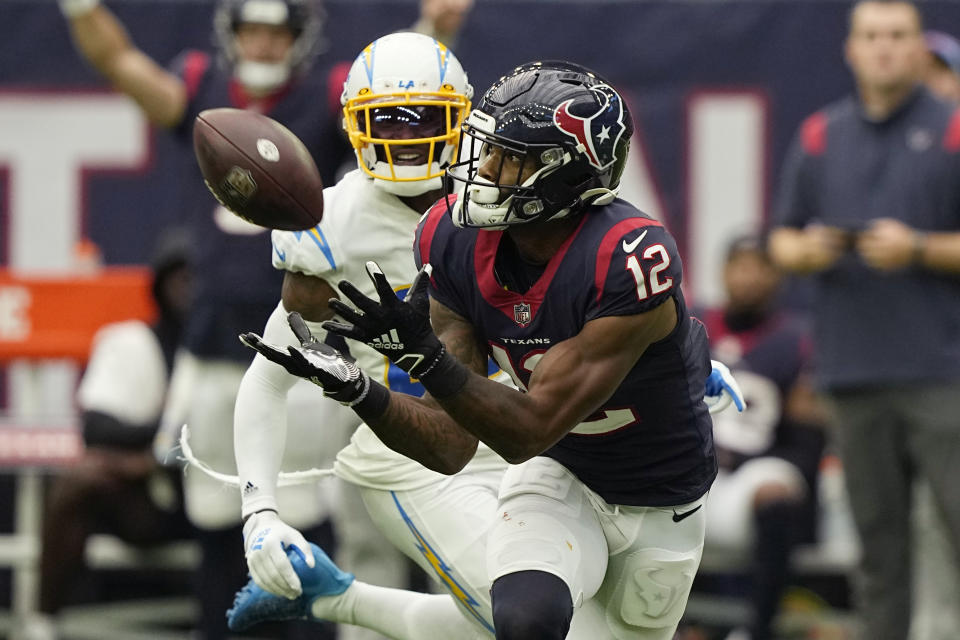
top-left (581, 186), bottom-right (619, 206)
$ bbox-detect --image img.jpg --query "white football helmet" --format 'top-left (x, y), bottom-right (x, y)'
top-left (341, 32), bottom-right (473, 196)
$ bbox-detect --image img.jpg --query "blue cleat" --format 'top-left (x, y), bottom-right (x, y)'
top-left (227, 542), bottom-right (354, 631)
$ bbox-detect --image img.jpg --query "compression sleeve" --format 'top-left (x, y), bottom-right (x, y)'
top-left (234, 300), bottom-right (328, 518)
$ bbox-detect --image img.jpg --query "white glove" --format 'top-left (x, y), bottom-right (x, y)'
top-left (243, 510), bottom-right (315, 599)
top-left (59, 0), bottom-right (100, 18)
top-left (705, 360), bottom-right (745, 414)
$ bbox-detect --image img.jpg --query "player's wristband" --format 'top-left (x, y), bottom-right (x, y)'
top-left (241, 507), bottom-right (277, 524)
top-left (351, 378), bottom-right (391, 423)
top-left (323, 368), bottom-right (369, 405)
top-left (59, 0), bottom-right (100, 18)
top-left (418, 347), bottom-right (470, 399)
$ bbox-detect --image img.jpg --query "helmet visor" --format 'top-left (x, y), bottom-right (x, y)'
top-left (369, 105), bottom-right (446, 138)
top-left (343, 91), bottom-right (470, 182)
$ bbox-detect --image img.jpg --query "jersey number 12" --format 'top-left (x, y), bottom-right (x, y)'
top-left (625, 244), bottom-right (673, 301)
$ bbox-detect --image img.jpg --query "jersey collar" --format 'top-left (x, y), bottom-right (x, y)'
top-left (474, 214), bottom-right (589, 324)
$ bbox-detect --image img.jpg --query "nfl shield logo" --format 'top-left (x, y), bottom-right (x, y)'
top-left (220, 165), bottom-right (258, 206)
top-left (513, 302), bottom-right (531, 327)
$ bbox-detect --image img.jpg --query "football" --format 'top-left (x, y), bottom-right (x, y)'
top-left (193, 108), bottom-right (323, 231)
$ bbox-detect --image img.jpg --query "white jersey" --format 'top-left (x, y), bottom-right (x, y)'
top-left (269, 169), bottom-right (505, 492)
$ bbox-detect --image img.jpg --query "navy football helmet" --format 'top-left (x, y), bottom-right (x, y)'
top-left (446, 61), bottom-right (633, 229)
top-left (214, 0), bottom-right (324, 91)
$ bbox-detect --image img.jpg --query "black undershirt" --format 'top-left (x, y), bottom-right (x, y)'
top-left (493, 234), bottom-right (546, 294)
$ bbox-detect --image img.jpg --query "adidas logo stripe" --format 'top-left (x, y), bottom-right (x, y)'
top-left (371, 329), bottom-right (405, 350)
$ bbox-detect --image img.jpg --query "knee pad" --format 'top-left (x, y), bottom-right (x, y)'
top-left (604, 546), bottom-right (700, 638)
top-left (492, 571), bottom-right (572, 640)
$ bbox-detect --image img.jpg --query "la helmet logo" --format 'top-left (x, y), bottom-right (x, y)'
top-left (514, 302), bottom-right (532, 327)
top-left (552, 84), bottom-right (626, 171)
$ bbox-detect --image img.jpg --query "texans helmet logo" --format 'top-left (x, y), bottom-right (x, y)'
top-left (552, 84), bottom-right (627, 171)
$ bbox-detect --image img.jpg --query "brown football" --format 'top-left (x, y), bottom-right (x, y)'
top-left (193, 108), bottom-right (323, 231)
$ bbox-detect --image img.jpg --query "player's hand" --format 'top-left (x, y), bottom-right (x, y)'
top-left (705, 360), bottom-right (745, 414)
top-left (856, 218), bottom-right (919, 271)
top-left (801, 224), bottom-right (848, 272)
top-left (324, 262), bottom-right (445, 378)
top-left (239, 314), bottom-right (369, 405)
top-left (242, 510), bottom-right (315, 600)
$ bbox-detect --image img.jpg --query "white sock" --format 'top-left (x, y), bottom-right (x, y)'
top-left (311, 581), bottom-right (490, 640)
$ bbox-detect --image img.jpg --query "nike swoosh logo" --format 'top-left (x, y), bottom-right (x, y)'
top-left (672, 504), bottom-right (702, 523)
top-left (621, 229), bottom-right (648, 254)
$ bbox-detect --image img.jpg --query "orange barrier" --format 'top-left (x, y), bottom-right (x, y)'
top-left (0, 268), bottom-right (156, 362)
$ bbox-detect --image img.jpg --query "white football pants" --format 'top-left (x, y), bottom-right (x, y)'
top-left (362, 455), bottom-right (707, 640)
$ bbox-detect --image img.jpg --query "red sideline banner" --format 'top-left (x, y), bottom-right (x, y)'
top-left (0, 268), bottom-right (155, 362)
top-left (0, 427), bottom-right (81, 466)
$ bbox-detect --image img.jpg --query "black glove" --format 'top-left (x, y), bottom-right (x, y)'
top-left (324, 262), bottom-right (445, 379)
top-left (239, 312), bottom-right (369, 405)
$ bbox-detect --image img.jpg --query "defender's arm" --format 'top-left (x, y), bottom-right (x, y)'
top-left (234, 272), bottom-right (339, 517)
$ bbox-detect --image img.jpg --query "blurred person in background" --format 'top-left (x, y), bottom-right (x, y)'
top-left (20, 233), bottom-right (194, 640)
top-left (57, 0), bottom-right (472, 637)
top-left (923, 30), bottom-right (960, 103)
top-left (769, 2), bottom-right (960, 639)
top-left (695, 236), bottom-right (826, 640)
top-left (910, 28), bottom-right (960, 640)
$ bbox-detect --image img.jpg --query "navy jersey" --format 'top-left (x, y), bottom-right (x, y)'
top-left (167, 51), bottom-right (348, 361)
top-left (415, 197), bottom-right (716, 507)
